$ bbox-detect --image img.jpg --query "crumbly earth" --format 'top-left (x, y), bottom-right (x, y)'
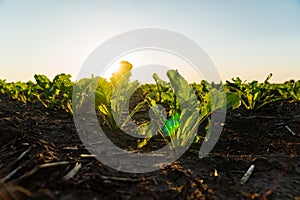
top-left (0, 94), bottom-right (299, 200)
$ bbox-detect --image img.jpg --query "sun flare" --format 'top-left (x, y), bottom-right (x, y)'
top-left (101, 49), bottom-right (204, 83)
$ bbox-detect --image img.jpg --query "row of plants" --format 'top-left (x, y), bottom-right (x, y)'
top-left (1, 62), bottom-right (299, 148)
top-left (2, 73), bottom-right (299, 116)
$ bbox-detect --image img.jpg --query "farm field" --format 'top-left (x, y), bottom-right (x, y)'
top-left (0, 69), bottom-right (300, 199)
top-left (1, 1), bottom-right (299, 199)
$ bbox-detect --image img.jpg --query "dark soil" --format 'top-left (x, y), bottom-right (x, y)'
top-left (0, 94), bottom-right (299, 200)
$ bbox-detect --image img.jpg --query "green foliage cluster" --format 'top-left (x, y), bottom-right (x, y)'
top-left (0, 73), bottom-right (73, 113)
top-left (224, 73), bottom-right (300, 110)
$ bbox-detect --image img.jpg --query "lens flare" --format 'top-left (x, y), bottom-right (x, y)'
top-left (162, 113), bottom-right (181, 136)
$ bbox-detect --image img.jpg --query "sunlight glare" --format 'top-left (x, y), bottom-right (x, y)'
top-left (101, 49), bottom-right (204, 84)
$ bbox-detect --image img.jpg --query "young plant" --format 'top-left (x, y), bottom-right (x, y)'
top-left (94, 61), bottom-right (140, 129)
top-left (137, 70), bottom-right (200, 148)
top-left (110, 71), bottom-right (140, 129)
top-left (72, 77), bottom-right (97, 113)
top-left (94, 77), bottom-right (116, 129)
top-left (151, 73), bottom-right (180, 117)
top-left (191, 80), bottom-right (210, 102)
top-left (277, 80), bottom-right (300, 101)
top-left (34, 73), bottom-right (73, 113)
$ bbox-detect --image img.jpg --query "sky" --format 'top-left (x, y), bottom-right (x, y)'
top-left (0, 0), bottom-right (299, 83)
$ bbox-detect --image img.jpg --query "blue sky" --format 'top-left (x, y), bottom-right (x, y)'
top-left (0, 0), bottom-right (299, 82)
